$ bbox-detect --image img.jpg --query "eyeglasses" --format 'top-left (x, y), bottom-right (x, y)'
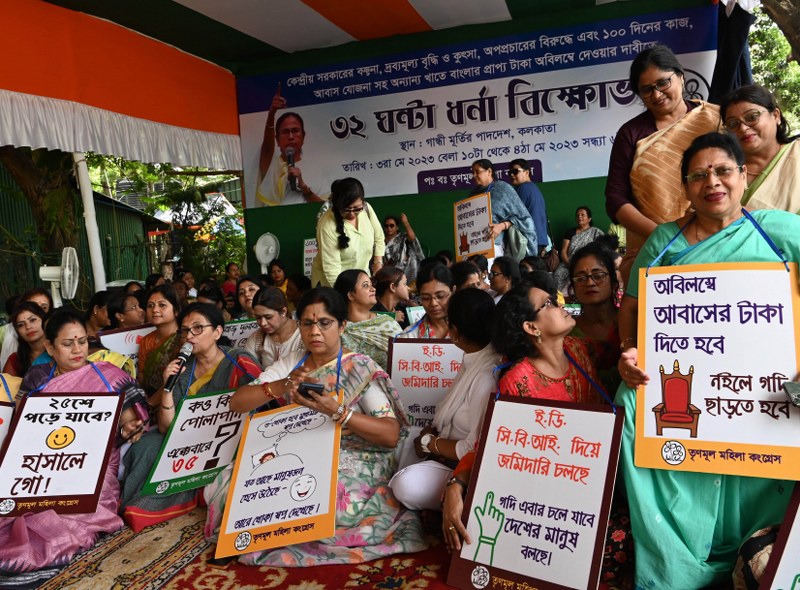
top-left (179, 324), bottom-right (213, 337)
top-left (489, 270), bottom-right (504, 278)
top-left (419, 292), bottom-right (450, 304)
top-left (537, 297), bottom-right (559, 312)
top-left (123, 304), bottom-right (141, 313)
top-left (299, 318), bottom-right (337, 331)
top-left (384, 223), bottom-right (396, 228)
top-left (509, 168), bottom-right (524, 176)
top-left (638, 73), bottom-right (675, 98)
top-left (58, 336), bottom-right (88, 348)
top-left (723, 109), bottom-right (767, 131)
top-left (341, 206), bottom-right (364, 215)
top-left (572, 271), bottom-right (610, 286)
top-left (684, 165), bottom-right (743, 184)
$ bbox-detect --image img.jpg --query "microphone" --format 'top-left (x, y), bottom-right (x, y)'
top-left (164, 342), bottom-right (193, 394)
top-left (285, 147), bottom-right (297, 191)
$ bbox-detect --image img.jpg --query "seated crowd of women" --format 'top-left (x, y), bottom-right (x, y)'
top-left (2, 54), bottom-right (800, 589)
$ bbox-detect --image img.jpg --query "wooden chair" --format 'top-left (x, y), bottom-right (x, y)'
top-left (653, 359), bottom-right (700, 438)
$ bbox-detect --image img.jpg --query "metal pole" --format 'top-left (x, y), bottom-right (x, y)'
top-left (72, 152), bottom-right (106, 291)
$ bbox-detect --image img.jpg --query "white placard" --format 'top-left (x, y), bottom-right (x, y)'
top-left (216, 403), bottom-right (340, 557)
top-left (142, 390), bottom-right (245, 495)
top-left (449, 396), bottom-right (622, 590)
top-left (223, 319), bottom-right (260, 349)
top-left (636, 263), bottom-right (800, 479)
top-left (0, 393), bottom-right (122, 516)
top-left (99, 324), bottom-right (157, 364)
top-left (303, 238), bottom-right (318, 277)
top-left (454, 193), bottom-right (494, 262)
top-left (388, 338), bottom-right (463, 428)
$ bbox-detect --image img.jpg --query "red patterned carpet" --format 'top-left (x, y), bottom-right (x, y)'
top-left (39, 508), bottom-right (453, 590)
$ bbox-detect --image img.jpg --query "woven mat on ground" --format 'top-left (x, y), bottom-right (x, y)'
top-left (40, 508), bottom-right (453, 590)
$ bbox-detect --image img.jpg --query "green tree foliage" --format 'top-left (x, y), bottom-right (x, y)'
top-left (750, 7), bottom-right (800, 131)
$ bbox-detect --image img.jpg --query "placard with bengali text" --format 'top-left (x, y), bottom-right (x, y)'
top-left (636, 262), bottom-right (800, 479)
top-left (454, 193), bottom-right (494, 262)
top-left (388, 338), bottom-right (464, 428)
top-left (142, 390), bottom-right (246, 495)
top-left (0, 393), bottom-right (122, 516)
top-left (448, 395), bottom-right (623, 590)
top-left (215, 401), bottom-right (341, 558)
top-left (222, 319), bottom-right (260, 349)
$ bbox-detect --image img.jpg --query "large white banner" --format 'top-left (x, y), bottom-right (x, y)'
top-left (237, 5), bottom-right (717, 207)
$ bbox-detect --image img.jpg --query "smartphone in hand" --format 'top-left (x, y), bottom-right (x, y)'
top-left (298, 382), bottom-right (324, 400)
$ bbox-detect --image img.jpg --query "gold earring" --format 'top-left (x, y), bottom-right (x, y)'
top-left (534, 329), bottom-right (542, 344)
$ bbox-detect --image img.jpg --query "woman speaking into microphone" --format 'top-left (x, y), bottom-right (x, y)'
top-left (119, 303), bottom-right (262, 531)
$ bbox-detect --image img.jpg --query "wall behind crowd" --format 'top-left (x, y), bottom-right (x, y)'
top-left (242, 0), bottom-right (710, 276)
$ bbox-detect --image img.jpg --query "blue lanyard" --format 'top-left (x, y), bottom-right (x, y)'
top-left (0, 373), bottom-right (12, 403)
top-left (176, 347), bottom-right (260, 402)
top-left (29, 362), bottom-right (115, 395)
top-left (492, 352), bottom-right (616, 413)
top-left (647, 209), bottom-right (789, 276)
top-left (398, 317), bottom-right (424, 341)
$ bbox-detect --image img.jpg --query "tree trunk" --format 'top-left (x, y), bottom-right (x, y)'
top-left (762, 0), bottom-right (800, 61)
top-left (0, 146), bottom-right (79, 253)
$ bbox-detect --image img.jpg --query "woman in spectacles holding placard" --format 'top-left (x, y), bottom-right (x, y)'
top-left (205, 287), bottom-right (426, 566)
top-left (310, 177), bottom-right (385, 288)
top-left (720, 84), bottom-right (798, 212)
top-left (605, 44), bottom-right (719, 284)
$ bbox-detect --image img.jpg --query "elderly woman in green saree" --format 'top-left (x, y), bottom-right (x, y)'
top-left (203, 287), bottom-right (426, 566)
top-left (120, 303), bottom-right (262, 532)
top-left (617, 132), bottom-right (800, 588)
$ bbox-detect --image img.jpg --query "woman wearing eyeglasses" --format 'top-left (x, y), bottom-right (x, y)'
top-left (204, 287), bottom-right (426, 566)
top-left (616, 132), bottom-right (800, 588)
top-left (383, 213), bottom-right (425, 284)
top-left (334, 269), bottom-right (402, 370)
top-left (399, 263), bottom-right (454, 339)
top-left (488, 255), bottom-right (521, 302)
top-left (119, 302), bottom-right (262, 532)
top-left (107, 292), bottom-right (146, 330)
top-left (470, 159), bottom-right (538, 259)
top-left (720, 84), bottom-right (799, 212)
top-left (606, 44), bottom-right (719, 284)
top-left (443, 275), bottom-right (618, 561)
top-left (568, 243), bottom-right (621, 393)
top-left (311, 177), bottom-right (385, 288)
top-left (1, 309), bottom-right (148, 579)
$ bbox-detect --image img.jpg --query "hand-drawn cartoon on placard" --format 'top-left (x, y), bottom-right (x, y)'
top-left (636, 263), bottom-right (800, 479)
top-left (142, 390), bottom-right (246, 495)
top-left (215, 402), bottom-right (341, 558)
top-left (448, 395), bottom-right (623, 590)
top-left (0, 393), bottom-right (122, 516)
top-left (222, 320), bottom-right (259, 349)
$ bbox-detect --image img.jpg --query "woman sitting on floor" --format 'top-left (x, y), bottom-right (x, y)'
top-left (204, 287), bottom-right (427, 566)
top-left (399, 263), bottom-right (453, 339)
top-left (244, 287), bottom-right (303, 369)
top-left (334, 268), bottom-right (402, 370)
top-left (0, 309), bottom-right (147, 587)
top-left (120, 303), bottom-right (262, 532)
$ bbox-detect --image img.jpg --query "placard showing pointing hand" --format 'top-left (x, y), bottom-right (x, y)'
top-left (0, 393), bottom-right (122, 516)
top-left (448, 395), bottom-right (623, 590)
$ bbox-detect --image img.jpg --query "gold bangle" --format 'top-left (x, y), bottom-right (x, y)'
top-left (431, 436), bottom-right (440, 455)
top-left (262, 382), bottom-right (275, 399)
